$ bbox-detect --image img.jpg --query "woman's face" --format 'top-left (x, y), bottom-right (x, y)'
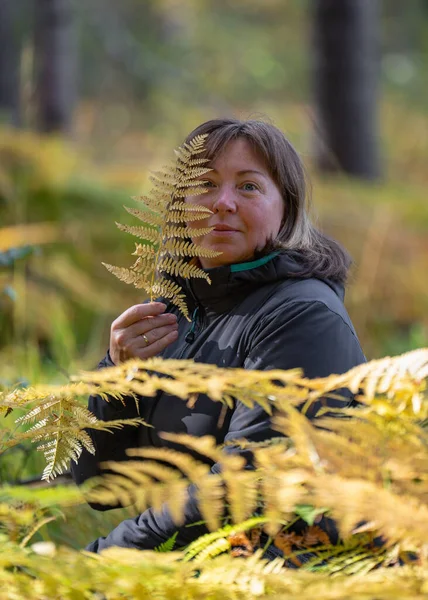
top-left (186, 138), bottom-right (285, 269)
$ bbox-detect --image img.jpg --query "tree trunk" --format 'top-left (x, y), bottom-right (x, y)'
top-left (313, 0), bottom-right (381, 180)
top-left (0, 0), bottom-right (21, 126)
top-left (34, 0), bottom-right (77, 133)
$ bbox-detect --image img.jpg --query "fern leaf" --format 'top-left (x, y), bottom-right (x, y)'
top-left (131, 193), bottom-right (169, 215)
top-left (124, 206), bottom-right (164, 227)
top-left (87, 455), bottom-right (190, 522)
top-left (168, 201), bottom-right (212, 214)
top-left (183, 517), bottom-right (269, 563)
top-left (103, 133), bottom-right (222, 319)
top-left (167, 209), bottom-right (211, 223)
top-left (132, 243), bottom-right (157, 257)
top-left (164, 225), bottom-right (213, 239)
top-left (154, 532), bottom-right (178, 553)
top-left (116, 222), bottom-right (161, 245)
top-left (196, 474), bottom-right (227, 531)
top-left (157, 257), bottom-right (209, 280)
top-left (159, 433), bottom-right (222, 462)
top-left (163, 239), bottom-right (221, 258)
top-left (127, 446), bottom-right (212, 481)
top-left (151, 280), bottom-right (190, 320)
top-left (130, 256), bottom-right (154, 277)
top-left (102, 263), bottom-right (140, 285)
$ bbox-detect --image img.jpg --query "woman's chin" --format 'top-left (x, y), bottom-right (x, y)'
top-left (199, 249), bottom-right (253, 269)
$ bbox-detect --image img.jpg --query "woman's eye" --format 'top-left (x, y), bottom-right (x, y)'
top-left (241, 182), bottom-right (258, 192)
top-left (201, 180), bottom-right (215, 188)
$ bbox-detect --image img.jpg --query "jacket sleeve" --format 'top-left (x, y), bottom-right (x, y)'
top-left (70, 351), bottom-right (141, 502)
top-left (85, 301), bottom-right (366, 552)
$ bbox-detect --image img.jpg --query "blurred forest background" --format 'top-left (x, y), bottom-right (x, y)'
top-left (1, 0), bottom-right (428, 489)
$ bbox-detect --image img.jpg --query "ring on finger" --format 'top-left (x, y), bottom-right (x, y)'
top-left (142, 333), bottom-right (150, 347)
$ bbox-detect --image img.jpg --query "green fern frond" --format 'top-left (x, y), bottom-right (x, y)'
top-left (183, 517), bottom-right (269, 563)
top-left (154, 532), bottom-right (178, 553)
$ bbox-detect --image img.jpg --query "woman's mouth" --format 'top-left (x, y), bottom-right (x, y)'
top-left (212, 224), bottom-right (238, 232)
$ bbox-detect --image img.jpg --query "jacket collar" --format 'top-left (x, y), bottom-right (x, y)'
top-left (180, 250), bottom-right (344, 316)
top-left (184, 252), bottom-right (279, 315)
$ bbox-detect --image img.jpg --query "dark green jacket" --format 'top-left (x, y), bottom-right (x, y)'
top-left (71, 251), bottom-right (365, 553)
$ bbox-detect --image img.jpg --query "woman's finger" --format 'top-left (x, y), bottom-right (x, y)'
top-left (134, 329), bottom-right (179, 359)
top-left (135, 323), bottom-right (179, 348)
top-left (130, 313), bottom-right (178, 338)
top-left (110, 316), bottom-right (178, 364)
top-left (112, 302), bottom-right (167, 329)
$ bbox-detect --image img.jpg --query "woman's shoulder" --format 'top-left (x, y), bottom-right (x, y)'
top-left (263, 275), bottom-right (348, 317)
top-left (248, 275), bottom-right (361, 344)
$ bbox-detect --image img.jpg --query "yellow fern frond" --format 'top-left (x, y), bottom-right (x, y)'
top-left (103, 133), bottom-right (222, 319)
top-left (115, 222), bottom-right (161, 245)
top-left (176, 178), bottom-right (211, 189)
top-left (151, 280), bottom-right (190, 319)
top-left (159, 433), bottom-right (222, 463)
top-left (163, 239), bottom-right (221, 258)
top-left (304, 348), bottom-right (428, 418)
top-left (164, 224), bottom-right (213, 239)
top-left (125, 205), bottom-right (164, 227)
top-left (86, 446), bottom-right (211, 521)
top-left (157, 257), bottom-right (209, 280)
top-left (312, 474), bottom-right (428, 547)
top-left (101, 263), bottom-right (140, 286)
top-left (131, 193), bottom-right (169, 214)
top-left (86, 458), bottom-right (189, 522)
top-left (1, 380), bottom-right (148, 480)
top-left (167, 208), bottom-right (211, 223)
top-left (167, 201), bottom-right (212, 214)
top-left (196, 473), bottom-right (226, 531)
top-left (130, 256), bottom-right (154, 277)
top-left (127, 446), bottom-right (212, 481)
top-left (132, 243), bottom-right (157, 257)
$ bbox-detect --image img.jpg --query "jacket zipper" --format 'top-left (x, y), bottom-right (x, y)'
top-left (185, 307), bottom-right (199, 344)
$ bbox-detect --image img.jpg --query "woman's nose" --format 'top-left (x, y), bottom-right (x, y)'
top-left (212, 186), bottom-right (237, 213)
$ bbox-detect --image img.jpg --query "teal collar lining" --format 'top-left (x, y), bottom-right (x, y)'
top-left (230, 251), bottom-right (280, 273)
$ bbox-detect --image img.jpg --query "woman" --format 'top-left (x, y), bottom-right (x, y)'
top-left (71, 118), bottom-right (366, 553)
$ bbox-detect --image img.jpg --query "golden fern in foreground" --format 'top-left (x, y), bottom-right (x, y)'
top-left (0, 537), bottom-right (427, 599)
top-left (79, 349), bottom-right (428, 565)
top-left (0, 384), bottom-right (147, 481)
top-left (2, 348), bottom-right (427, 483)
top-left (102, 134), bottom-right (221, 320)
top-left (1, 348), bottom-right (428, 593)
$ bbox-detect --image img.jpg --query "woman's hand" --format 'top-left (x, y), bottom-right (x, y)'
top-left (109, 302), bottom-right (179, 364)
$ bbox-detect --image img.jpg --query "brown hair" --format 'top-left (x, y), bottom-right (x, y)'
top-left (183, 118), bottom-right (351, 284)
